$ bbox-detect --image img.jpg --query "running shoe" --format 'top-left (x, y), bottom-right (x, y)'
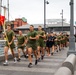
top-left (3, 62), bottom-right (9, 66)
top-left (17, 58), bottom-right (21, 62)
top-left (14, 57), bottom-right (17, 63)
top-left (35, 60), bottom-right (38, 65)
top-left (28, 63), bottom-right (33, 68)
top-left (38, 58), bottom-right (41, 62)
top-left (41, 55), bottom-right (44, 60)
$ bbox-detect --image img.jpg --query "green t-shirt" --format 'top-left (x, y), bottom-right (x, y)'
top-left (57, 35), bottom-right (61, 41)
top-left (6, 30), bottom-right (15, 42)
top-left (27, 30), bottom-right (37, 44)
top-left (17, 35), bottom-right (25, 45)
top-left (5, 30), bottom-right (15, 49)
top-left (37, 30), bottom-right (45, 40)
top-left (64, 35), bottom-right (68, 41)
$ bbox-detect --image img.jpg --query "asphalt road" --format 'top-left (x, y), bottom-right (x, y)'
top-left (0, 47), bottom-right (68, 75)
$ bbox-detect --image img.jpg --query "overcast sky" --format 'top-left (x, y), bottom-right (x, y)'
top-left (2, 0), bottom-right (76, 24)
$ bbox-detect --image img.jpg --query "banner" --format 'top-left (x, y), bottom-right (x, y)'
top-left (0, 15), bottom-right (5, 25)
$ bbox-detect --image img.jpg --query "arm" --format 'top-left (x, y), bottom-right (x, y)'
top-left (29, 31), bottom-right (37, 40)
top-left (29, 36), bottom-right (36, 40)
top-left (22, 37), bottom-right (27, 46)
top-left (39, 31), bottom-right (46, 39)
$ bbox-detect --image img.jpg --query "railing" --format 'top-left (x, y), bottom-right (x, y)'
top-left (0, 40), bottom-right (6, 56)
top-left (0, 40), bottom-right (17, 56)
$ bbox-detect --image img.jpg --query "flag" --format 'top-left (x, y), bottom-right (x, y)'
top-left (0, 15), bottom-right (5, 25)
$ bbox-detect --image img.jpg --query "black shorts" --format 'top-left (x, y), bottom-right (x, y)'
top-left (46, 41), bottom-right (52, 48)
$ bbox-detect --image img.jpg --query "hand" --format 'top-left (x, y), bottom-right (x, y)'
top-left (25, 40), bottom-right (28, 44)
top-left (16, 42), bottom-right (18, 46)
top-left (29, 36), bottom-right (32, 39)
top-left (38, 34), bottom-right (41, 36)
top-left (44, 40), bottom-right (46, 42)
top-left (38, 34), bottom-right (42, 37)
top-left (22, 44), bottom-right (25, 46)
top-left (44, 35), bottom-right (46, 38)
top-left (36, 35), bottom-right (39, 40)
top-left (8, 42), bottom-right (12, 46)
top-left (29, 36), bottom-right (36, 40)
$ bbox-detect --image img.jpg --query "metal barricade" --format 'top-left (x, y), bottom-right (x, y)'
top-left (0, 40), bottom-right (17, 56)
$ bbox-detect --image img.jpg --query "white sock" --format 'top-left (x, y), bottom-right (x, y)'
top-left (14, 57), bottom-right (16, 59)
top-left (5, 60), bottom-right (8, 63)
top-left (14, 57), bottom-right (17, 60)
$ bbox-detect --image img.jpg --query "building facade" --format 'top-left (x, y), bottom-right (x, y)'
top-left (16, 21), bottom-right (70, 34)
top-left (12, 17), bottom-right (27, 29)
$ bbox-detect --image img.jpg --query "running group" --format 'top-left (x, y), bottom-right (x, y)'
top-left (3, 24), bottom-right (69, 68)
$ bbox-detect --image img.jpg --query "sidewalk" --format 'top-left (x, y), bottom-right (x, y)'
top-left (0, 47), bottom-right (68, 75)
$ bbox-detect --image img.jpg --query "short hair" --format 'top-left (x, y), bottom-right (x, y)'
top-left (7, 24), bottom-right (11, 27)
top-left (38, 25), bottom-right (42, 27)
top-left (30, 25), bottom-right (34, 27)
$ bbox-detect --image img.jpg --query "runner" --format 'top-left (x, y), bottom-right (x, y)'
top-left (37, 26), bottom-right (46, 60)
top-left (17, 30), bottom-right (27, 62)
top-left (57, 33), bottom-right (62, 51)
top-left (54, 33), bottom-right (59, 52)
top-left (27, 25), bottom-right (38, 68)
top-left (51, 32), bottom-right (56, 55)
top-left (3, 24), bottom-right (17, 66)
top-left (60, 33), bottom-right (64, 50)
top-left (46, 33), bottom-right (52, 56)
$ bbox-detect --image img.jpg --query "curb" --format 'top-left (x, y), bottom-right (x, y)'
top-left (54, 67), bottom-right (72, 75)
top-left (54, 54), bottom-right (76, 75)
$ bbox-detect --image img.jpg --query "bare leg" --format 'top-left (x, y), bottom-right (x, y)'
top-left (4, 46), bottom-right (9, 61)
top-left (37, 46), bottom-right (41, 59)
top-left (28, 48), bottom-right (32, 63)
top-left (18, 48), bottom-right (21, 58)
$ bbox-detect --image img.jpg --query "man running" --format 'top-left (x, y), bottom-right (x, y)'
top-left (37, 26), bottom-right (46, 60)
top-left (17, 30), bottom-right (27, 61)
top-left (46, 33), bottom-right (52, 56)
top-left (3, 24), bottom-right (17, 65)
top-left (27, 25), bottom-right (38, 68)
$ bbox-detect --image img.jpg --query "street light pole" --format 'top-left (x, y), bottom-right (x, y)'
top-left (44, 0), bottom-right (49, 32)
top-left (60, 9), bottom-right (63, 32)
top-left (62, 9), bottom-right (63, 32)
top-left (7, 0), bottom-right (9, 22)
top-left (67, 0), bottom-right (76, 55)
top-left (0, 0), bottom-right (2, 15)
top-left (44, 0), bottom-right (46, 32)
